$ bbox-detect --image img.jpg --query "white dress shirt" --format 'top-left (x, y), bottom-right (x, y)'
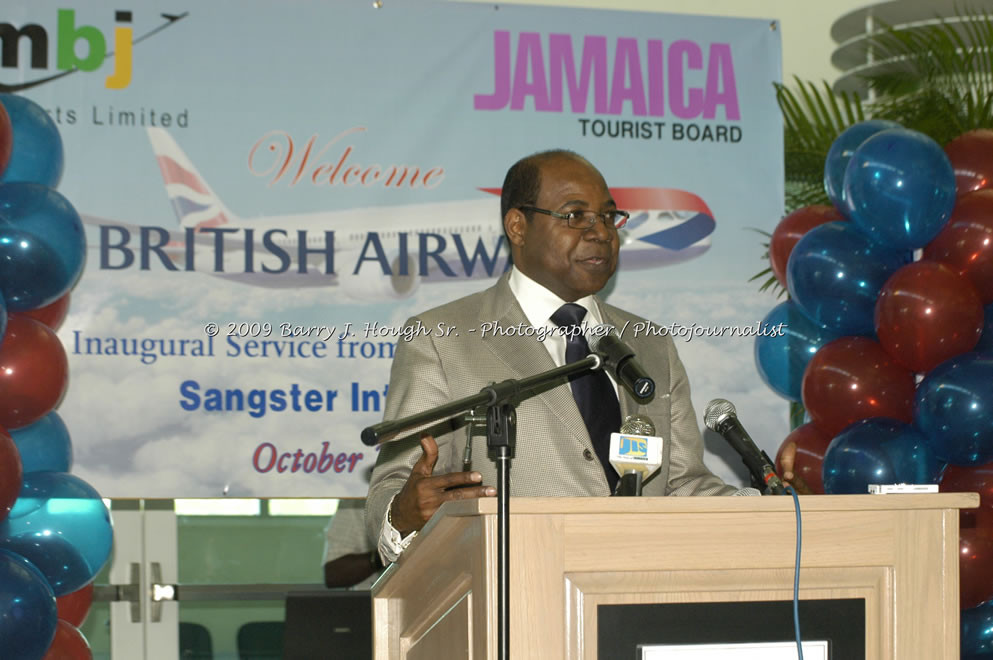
top-left (507, 266), bottom-right (619, 393)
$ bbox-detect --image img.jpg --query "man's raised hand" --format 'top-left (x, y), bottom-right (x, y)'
top-left (388, 434), bottom-right (496, 535)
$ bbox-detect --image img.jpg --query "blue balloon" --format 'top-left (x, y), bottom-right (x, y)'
top-left (0, 548), bottom-right (57, 660)
top-left (786, 221), bottom-right (911, 335)
top-left (843, 128), bottom-right (956, 249)
top-left (963, 599), bottom-right (993, 659)
top-left (822, 418), bottom-right (946, 494)
top-left (0, 534), bottom-right (93, 599)
top-left (754, 301), bottom-right (840, 401)
top-left (0, 182), bottom-right (86, 311)
top-left (916, 353), bottom-right (993, 465)
top-left (0, 94), bottom-right (63, 188)
top-left (824, 119), bottom-right (902, 213)
top-left (10, 412), bottom-right (72, 473)
top-left (976, 303), bottom-right (993, 354)
top-left (0, 472), bottom-right (112, 596)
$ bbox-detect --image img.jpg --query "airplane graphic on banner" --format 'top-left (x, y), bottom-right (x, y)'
top-left (83, 128), bottom-right (716, 301)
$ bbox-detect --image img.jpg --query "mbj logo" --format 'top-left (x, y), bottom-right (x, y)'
top-left (619, 436), bottom-right (648, 460)
top-left (0, 10), bottom-right (185, 91)
top-left (62, 9), bottom-right (132, 88)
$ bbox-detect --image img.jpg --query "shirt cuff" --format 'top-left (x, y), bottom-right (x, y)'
top-left (377, 493), bottom-right (418, 563)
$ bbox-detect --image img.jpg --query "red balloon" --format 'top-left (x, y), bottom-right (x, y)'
top-left (874, 261), bottom-right (984, 372)
top-left (42, 620), bottom-right (92, 660)
top-left (56, 583), bottom-right (94, 628)
top-left (0, 100), bottom-right (11, 177)
top-left (21, 293), bottom-right (71, 331)
top-left (802, 337), bottom-right (916, 438)
top-left (0, 427), bottom-right (22, 521)
top-left (941, 461), bottom-right (993, 530)
top-left (923, 190), bottom-right (993, 304)
top-left (768, 205), bottom-right (844, 287)
top-left (0, 315), bottom-right (69, 429)
top-left (958, 528), bottom-right (993, 610)
top-left (945, 129), bottom-right (993, 195)
top-left (775, 422), bottom-right (833, 494)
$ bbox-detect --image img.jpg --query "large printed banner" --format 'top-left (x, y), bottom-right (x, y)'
top-left (3, 1), bottom-right (784, 496)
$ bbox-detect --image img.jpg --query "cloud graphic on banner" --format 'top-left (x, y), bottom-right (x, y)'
top-left (59, 272), bottom-right (393, 497)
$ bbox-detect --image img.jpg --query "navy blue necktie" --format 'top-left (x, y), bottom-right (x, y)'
top-left (551, 303), bottom-right (621, 492)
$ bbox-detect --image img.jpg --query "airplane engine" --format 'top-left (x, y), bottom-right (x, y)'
top-left (336, 252), bottom-right (420, 302)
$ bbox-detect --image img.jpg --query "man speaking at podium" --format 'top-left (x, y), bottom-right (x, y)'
top-left (366, 150), bottom-right (745, 562)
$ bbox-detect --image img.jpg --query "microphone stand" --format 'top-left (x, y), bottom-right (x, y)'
top-left (615, 471), bottom-right (643, 496)
top-left (362, 354), bottom-right (602, 660)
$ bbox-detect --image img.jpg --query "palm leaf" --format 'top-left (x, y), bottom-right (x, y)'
top-left (746, 228), bottom-right (787, 297)
top-left (776, 79), bottom-right (864, 213)
top-left (860, 10), bottom-right (993, 142)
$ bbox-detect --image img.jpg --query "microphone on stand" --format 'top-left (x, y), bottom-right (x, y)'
top-left (703, 398), bottom-right (786, 495)
top-left (589, 329), bottom-right (655, 402)
top-left (609, 414), bottom-right (663, 496)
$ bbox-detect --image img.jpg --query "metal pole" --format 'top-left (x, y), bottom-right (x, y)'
top-left (489, 403), bottom-right (515, 660)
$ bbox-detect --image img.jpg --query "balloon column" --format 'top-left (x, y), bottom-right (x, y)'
top-left (757, 123), bottom-right (993, 655)
top-left (0, 94), bottom-right (110, 659)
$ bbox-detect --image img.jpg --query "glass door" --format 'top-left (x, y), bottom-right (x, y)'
top-left (84, 498), bottom-right (334, 659)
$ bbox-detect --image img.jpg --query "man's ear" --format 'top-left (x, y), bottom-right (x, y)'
top-left (504, 208), bottom-right (527, 248)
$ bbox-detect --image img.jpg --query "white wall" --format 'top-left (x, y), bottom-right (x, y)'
top-left (456, 0), bottom-right (871, 84)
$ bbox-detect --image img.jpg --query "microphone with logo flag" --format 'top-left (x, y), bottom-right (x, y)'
top-left (609, 414), bottom-right (663, 496)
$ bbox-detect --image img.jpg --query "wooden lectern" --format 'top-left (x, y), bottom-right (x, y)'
top-left (372, 493), bottom-right (977, 660)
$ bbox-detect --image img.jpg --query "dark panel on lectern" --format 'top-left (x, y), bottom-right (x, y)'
top-left (283, 590), bottom-right (372, 660)
top-left (597, 599), bottom-right (864, 660)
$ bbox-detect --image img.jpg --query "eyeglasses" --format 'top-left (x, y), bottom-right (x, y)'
top-left (518, 205), bottom-right (630, 230)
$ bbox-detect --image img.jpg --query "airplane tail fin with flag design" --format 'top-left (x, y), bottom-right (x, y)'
top-left (146, 127), bottom-right (238, 230)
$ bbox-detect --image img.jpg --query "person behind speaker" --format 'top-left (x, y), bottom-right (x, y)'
top-left (323, 498), bottom-right (384, 589)
top-left (366, 150), bottom-right (751, 562)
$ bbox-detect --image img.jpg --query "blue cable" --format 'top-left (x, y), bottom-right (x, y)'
top-left (785, 484), bottom-right (804, 660)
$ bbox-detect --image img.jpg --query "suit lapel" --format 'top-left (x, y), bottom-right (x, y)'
top-left (480, 276), bottom-right (592, 446)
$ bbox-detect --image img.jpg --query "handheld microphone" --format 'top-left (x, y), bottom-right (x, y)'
top-left (589, 329), bottom-right (655, 402)
top-left (609, 414), bottom-right (663, 496)
top-left (703, 398), bottom-right (786, 495)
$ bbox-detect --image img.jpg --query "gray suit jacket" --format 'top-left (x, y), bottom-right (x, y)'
top-left (365, 274), bottom-right (737, 541)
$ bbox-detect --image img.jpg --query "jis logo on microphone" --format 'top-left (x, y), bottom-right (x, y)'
top-left (618, 436), bottom-right (648, 460)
